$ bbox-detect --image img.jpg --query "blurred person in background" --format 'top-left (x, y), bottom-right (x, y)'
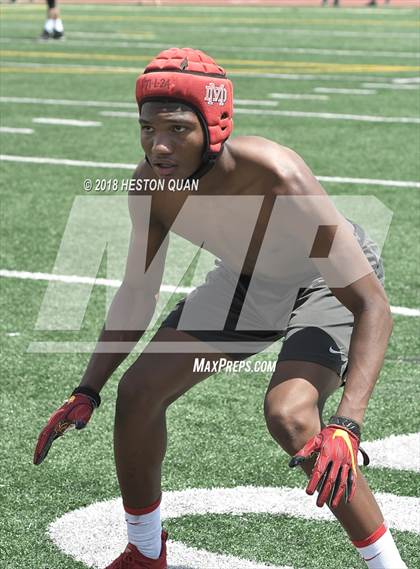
top-left (40, 0), bottom-right (64, 40)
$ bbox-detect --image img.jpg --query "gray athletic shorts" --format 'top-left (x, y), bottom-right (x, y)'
top-left (161, 223), bottom-right (384, 380)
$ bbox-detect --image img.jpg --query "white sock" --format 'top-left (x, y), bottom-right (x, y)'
top-left (44, 19), bottom-right (54, 33)
top-left (353, 523), bottom-right (407, 569)
top-left (124, 498), bottom-right (162, 560)
top-left (54, 18), bottom-right (64, 33)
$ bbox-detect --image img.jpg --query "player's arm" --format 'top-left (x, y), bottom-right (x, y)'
top-left (77, 190), bottom-right (168, 394)
top-left (279, 150), bottom-right (393, 506)
top-left (275, 150), bottom-right (393, 424)
top-left (34, 177), bottom-right (168, 465)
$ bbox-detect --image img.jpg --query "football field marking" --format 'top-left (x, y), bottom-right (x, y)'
top-left (49, 482), bottom-right (419, 569)
top-left (0, 126), bottom-right (33, 134)
top-left (0, 95), bottom-right (279, 108)
top-left (1, 269), bottom-right (419, 318)
top-left (362, 82), bottom-right (420, 91)
top-left (4, 50), bottom-right (417, 76)
top-left (362, 433), bottom-right (420, 473)
top-left (3, 35), bottom-right (418, 59)
top-left (313, 87), bottom-right (376, 95)
top-left (32, 118), bottom-right (102, 127)
top-left (1, 154), bottom-right (419, 189)
top-left (269, 93), bottom-right (329, 100)
top-left (2, 62), bottom-right (416, 83)
top-left (0, 96), bottom-right (137, 109)
top-left (235, 108), bottom-right (420, 125)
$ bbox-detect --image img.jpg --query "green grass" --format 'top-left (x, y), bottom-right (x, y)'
top-left (0, 3), bottom-right (419, 569)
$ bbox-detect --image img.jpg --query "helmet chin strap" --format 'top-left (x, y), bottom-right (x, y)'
top-left (187, 151), bottom-right (218, 181)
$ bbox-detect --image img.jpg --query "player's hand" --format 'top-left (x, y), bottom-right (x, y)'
top-left (289, 416), bottom-right (369, 509)
top-left (33, 387), bottom-right (101, 465)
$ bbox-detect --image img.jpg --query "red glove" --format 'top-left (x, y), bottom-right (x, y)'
top-left (289, 416), bottom-right (369, 509)
top-left (33, 387), bottom-right (100, 465)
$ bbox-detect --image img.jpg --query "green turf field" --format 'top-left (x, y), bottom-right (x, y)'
top-left (1, 3), bottom-right (419, 569)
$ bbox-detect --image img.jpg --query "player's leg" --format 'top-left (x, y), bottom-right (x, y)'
top-left (264, 360), bottom-right (384, 536)
top-left (41, 0), bottom-right (64, 40)
top-left (109, 327), bottom-right (231, 566)
top-left (264, 360), bottom-right (406, 568)
top-left (114, 327), bottom-right (226, 508)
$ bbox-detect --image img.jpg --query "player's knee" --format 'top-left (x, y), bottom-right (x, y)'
top-left (264, 399), bottom-right (318, 455)
top-left (116, 368), bottom-right (167, 414)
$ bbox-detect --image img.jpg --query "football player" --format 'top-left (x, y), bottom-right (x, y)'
top-left (40, 0), bottom-right (64, 40)
top-left (34, 48), bottom-right (407, 569)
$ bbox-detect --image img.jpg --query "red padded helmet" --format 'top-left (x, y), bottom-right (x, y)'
top-left (136, 47), bottom-right (234, 159)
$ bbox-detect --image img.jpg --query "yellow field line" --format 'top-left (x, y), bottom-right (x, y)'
top-left (1, 13), bottom-right (418, 27)
top-left (1, 51), bottom-right (419, 74)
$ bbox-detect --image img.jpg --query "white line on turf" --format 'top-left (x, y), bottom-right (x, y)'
top-left (48, 483), bottom-right (420, 568)
top-left (269, 93), bottom-right (329, 100)
top-left (0, 96), bottom-right (136, 108)
top-left (1, 154), bottom-right (419, 189)
top-left (101, 108), bottom-right (420, 125)
top-left (159, 26), bottom-right (420, 40)
top-left (393, 77), bottom-right (420, 84)
top-left (0, 96), bottom-right (277, 109)
top-left (0, 127), bottom-right (34, 134)
top-left (313, 87), bottom-right (376, 95)
top-left (235, 99), bottom-right (279, 107)
top-left (317, 175), bottom-right (420, 188)
top-left (362, 82), bottom-right (420, 91)
top-left (6, 35), bottom-right (417, 59)
top-left (100, 111), bottom-right (137, 118)
top-left (363, 433), bottom-right (420, 472)
top-left (1, 269), bottom-right (419, 317)
top-left (32, 118), bottom-right (102, 127)
top-left (0, 154), bottom-right (136, 170)
top-left (234, 108), bottom-right (420, 125)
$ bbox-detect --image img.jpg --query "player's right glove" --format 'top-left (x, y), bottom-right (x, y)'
top-left (33, 386), bottom-right (100, 466)
top-left (289, 415), bottom-right (370, 509)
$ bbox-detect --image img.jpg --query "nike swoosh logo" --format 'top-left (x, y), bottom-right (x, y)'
top-left (332, 429), bottom-right (357, 475)
top-left (329, 346), bottom-right (343, 355)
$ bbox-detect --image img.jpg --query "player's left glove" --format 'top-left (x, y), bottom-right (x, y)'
top-left (33, 386), bottom-right (100, 466)
top-left (289, 415), bottom-right (370, 509)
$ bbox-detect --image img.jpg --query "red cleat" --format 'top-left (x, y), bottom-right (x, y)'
top-left (105, 531), bottom-right (167, 569)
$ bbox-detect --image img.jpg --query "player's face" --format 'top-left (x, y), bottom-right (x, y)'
top-left (140, 102), bottom-right (205, 180)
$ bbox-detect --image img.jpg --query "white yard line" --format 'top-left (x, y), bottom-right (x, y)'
top-left (0, 126), bottom-right (33, 134)
top-left (0, 269), bottom-right (192, 294)
top-left (5, 35), bottom-right (417, 59)
top-left (1, 154), bottom-right (419, 189)
top-left (362, 82), bottom-right (420, 91)
top-left (393, 77), bottom-right (420, 84)
top-left (235, 99), bottom-right (278, 106)
top-left (234, 108), bottom-right (420, 124)
top-left (102, 108), bottom-right (420, 125)
top-left (0, 154), bottom-right (136, 170)
top-left (1, 269), bottom-right (418, 318)
top-left (32, 117), bottom-right (102, 127)
top-left (0, 96), bottom-right (136, 108)
top-left (269, 93), bottom-right (329, 100)
top-left (170, 26), bottom-right (420, 40)
top-left (314, 87), bottom-right (376, 95)
top-left (100, 111), bottom-right (137, 118)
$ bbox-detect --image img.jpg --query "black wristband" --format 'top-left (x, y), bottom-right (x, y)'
top-left (328, 415), bottom-right (361, 440)
top-left (72, 386), bottom-right (101, 408)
